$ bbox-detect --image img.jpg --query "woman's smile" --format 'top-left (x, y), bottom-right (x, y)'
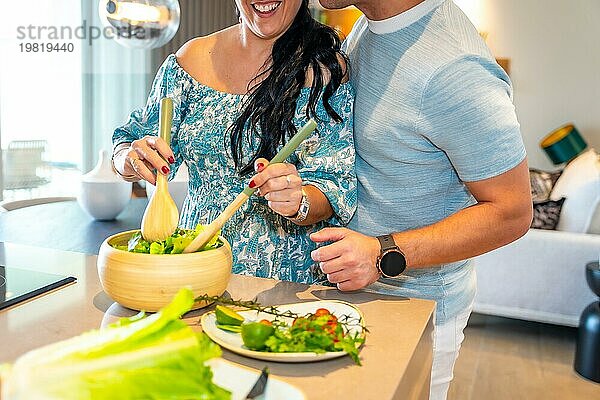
top-left (251, 1), bottom-right (282, 18)
top-left (238, 0), bottom-right (301, 40)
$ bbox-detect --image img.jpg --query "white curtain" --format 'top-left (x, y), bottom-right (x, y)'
top-left (81, 1), bottom-right (153, 172)
top-left (81, 1), bottom-right (236, 172)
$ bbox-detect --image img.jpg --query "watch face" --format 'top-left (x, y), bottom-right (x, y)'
top-left (381, 251), bottom-right (406, 277)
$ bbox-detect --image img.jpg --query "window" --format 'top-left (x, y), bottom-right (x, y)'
top-left (0, 0), bottom-right (83, 201)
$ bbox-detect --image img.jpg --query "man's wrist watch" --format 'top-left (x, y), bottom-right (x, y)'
top-left (287, 188), bottom-right (310, 223)
top-left (376, 235), bottom-right (407, 278)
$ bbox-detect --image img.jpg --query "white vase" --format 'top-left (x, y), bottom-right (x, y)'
top-left (146, 161), bottom-right (189, 211)
top-left (78, 149), bottom-right (132, 220)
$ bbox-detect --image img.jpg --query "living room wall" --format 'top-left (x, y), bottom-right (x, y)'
top-left (477, 0), bottom-right (599, 170)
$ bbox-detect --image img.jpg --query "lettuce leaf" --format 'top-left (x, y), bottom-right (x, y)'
top-left (121, 227), bottom-right (222, 255)
top-left (1, 288), bottom-right (230, 400)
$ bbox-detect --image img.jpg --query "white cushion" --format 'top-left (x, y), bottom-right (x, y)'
top-left (550, 149), bottom-right (600, 233)
top-left (588, 201), bottom-right (600, 234)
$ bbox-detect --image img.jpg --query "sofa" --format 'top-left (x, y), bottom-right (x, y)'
top-left (473, 149), bottom-right (600, 326)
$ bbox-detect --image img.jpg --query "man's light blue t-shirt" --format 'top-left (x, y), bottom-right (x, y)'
top-left (344, 0), bottom-right (526, 324)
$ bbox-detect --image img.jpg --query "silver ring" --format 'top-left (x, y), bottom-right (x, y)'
top-left (286, 175), bottom-right (292, 188)
top-left (131, 157), bottom-right (145, 172)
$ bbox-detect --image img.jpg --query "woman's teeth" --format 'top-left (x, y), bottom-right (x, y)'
top-left (252, 2), bottom-right (281, 14)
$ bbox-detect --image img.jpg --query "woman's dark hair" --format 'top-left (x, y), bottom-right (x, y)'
top-left (230, 0), bottom-right (348, 175)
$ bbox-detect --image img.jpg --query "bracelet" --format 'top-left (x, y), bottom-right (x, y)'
top-left (286, 188), bottom-right (310, 223)
top-left (111, 147), bottom-right (138, 181)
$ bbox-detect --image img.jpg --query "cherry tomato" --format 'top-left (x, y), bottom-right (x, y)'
top-left (314, 308), bottom-right (331, 317)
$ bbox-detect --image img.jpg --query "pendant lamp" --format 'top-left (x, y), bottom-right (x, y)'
top-left (99, 0), bottom-right (180, 49)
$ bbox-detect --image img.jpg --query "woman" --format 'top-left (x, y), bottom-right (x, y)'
top-left (112, 0), bottom-right (355, 284)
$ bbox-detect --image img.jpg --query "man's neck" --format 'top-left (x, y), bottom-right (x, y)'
top-left (357, 0), bottom-right (426, 21)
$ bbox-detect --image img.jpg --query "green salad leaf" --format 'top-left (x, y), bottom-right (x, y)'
top-left (0, 288), bottom-right (231, 400)
top-left (262, 314), bottom-right (365, 365)
top-left (116, 226), bottom-right (222, 255)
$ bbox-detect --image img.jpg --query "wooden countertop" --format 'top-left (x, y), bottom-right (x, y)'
top-left (0, 243), bottom-right (435, 400)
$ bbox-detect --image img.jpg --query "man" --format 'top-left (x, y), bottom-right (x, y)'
top-left (311, 1), bottom-right (533, 399)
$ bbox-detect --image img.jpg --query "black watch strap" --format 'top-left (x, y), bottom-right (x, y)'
top-left (377, 235), bottom-right (398, 252)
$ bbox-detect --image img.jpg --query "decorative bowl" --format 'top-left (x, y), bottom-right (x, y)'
top-left (97, 230), bottom-right (232, 312)
top-left (78, 150), bottom-right (132, 220)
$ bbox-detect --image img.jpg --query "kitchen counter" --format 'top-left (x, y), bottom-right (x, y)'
top-left (0, 199), bottom-right (148, 255)
top-left (0, 242), bottom-right (435, 400)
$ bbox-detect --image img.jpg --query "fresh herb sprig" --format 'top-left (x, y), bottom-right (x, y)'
top-left (195, 294), bottom-right (300, 319)
top-left (195, 294), bottom-right (367, 333)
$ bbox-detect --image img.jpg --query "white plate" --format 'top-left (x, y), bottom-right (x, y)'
top-left (208, 358), bottom-right (304, 400)
top-left (201, 300), bottom-right (365, 363)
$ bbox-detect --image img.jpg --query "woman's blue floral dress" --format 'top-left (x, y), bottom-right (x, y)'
top-left (113, 55), bottom-right (356, 284)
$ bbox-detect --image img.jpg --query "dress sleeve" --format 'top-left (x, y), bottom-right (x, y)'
top-left (416, 55), bottom-right (526, 182)
top-left (112, 54), bottom-right (192, 177)
top-left (294, 83), bottom-right (357, 226)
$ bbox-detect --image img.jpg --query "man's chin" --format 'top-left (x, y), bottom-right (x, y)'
top-left (318, 0), bottom-right (355, 10)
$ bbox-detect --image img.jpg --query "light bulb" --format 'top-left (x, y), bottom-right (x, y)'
top-left (112, 2), bottom-right (162, 23)
top-left (99, 0), bottom-right (180, 49)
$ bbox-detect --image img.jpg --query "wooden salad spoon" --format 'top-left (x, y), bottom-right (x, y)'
top-left (182, 119), bottom-right (318, 253)
top-left (141, 98), bottom-right (180, 242)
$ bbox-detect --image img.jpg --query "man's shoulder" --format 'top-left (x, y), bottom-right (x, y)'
top-left (423, 2), bottom-right (495, 67)
top-left (344, 4), bottom-right (505, 97)
top-left (405, 22), bottom-right (501, 94)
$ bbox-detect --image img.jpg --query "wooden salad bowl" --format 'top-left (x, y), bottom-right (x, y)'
top-left (97, 230), bottom-right (232, 312)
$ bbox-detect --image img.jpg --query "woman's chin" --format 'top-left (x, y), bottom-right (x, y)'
top-left (249, 24), bottom-right (287, 41)
top-left (243, 1), bottom-right (296, 41)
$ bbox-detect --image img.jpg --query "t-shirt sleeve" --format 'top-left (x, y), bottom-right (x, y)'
top-left (416, 55), bottom-right (526, 182)
top-left (112, 55), bottom-right (192, 179)
top-left (342, 15), bottom-right (368, 55)
top-left (294, 83), bottom-right (357, 226)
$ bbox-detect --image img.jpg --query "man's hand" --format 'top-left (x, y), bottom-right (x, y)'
top-left (310, 228), bottom-right (381, 291)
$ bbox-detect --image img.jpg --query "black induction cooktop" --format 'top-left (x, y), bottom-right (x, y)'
top-left (0, 265), bottom-right (76, 310)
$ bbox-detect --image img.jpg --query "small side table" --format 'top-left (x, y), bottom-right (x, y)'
top-left (574, 261), bottom-right (600, 383)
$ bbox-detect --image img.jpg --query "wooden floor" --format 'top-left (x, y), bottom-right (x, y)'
top-left (448, 313), bottom-right (600, 400)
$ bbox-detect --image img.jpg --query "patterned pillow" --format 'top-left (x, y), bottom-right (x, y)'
top-left (531, 198), bottom-right (566, 230)
top-left (529, 168), bottom-right (562, 202)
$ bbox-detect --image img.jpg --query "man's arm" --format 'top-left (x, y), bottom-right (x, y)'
top-left (310, 159), bottom-right (533, 291)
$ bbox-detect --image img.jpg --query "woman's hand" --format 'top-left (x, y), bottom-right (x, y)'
top-left (249, 158), bottom-right (303, 218)
top-left (112, 137), bottom-right (175, 185)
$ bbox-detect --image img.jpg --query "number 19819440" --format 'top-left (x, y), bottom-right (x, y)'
top-left (19, 42), bottom-right (75, 53)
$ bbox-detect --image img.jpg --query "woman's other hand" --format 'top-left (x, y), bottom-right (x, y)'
top-left (112, 137), bottom-right (175, 185)
top-left (249, 158), bottom-right (303, 218)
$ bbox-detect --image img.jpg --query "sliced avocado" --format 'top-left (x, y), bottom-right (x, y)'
top-left (215, 305), bottom-right (245, 326)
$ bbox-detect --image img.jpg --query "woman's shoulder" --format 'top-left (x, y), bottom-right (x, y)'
top-left (175, 27), bottom-right (238, 80)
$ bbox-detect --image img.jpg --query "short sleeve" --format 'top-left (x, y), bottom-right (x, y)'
top-left (416, 55), bottom-right (526, 182)
top-left (112, 54), bottom-right (193, 177)
top-left (294, 83), bottom-right (357, 225)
